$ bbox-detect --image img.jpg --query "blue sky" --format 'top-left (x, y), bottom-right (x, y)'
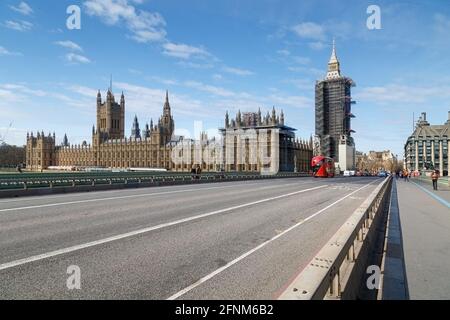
top-left (1, 0), bottom-right (450, 157)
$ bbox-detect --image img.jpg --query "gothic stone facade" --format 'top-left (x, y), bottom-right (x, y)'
top-left (26, 90), bottom-right (179, 171)
top-left (220, 108), bottom-right (313, 173)
top-left (26, 90), bottom-right (313, 173)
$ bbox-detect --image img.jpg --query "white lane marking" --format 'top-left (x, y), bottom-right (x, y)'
top-left (166, 178), bottom-right (380, 300)
top-left (0, 180), bottom-right (312, 213)
top-left (0, 185), bottom-right (327, 271)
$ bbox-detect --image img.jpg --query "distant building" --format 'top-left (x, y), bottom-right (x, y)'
top-left (357, 150), bottom-right (397, 172)
top-left (26, 86), bottom-right (312, 173)
top-left (219, 108), bottom-right (313, 173)
top-left (26, 90), bottom-right (178, 171)
top-left (315, 40), bottom-right (356, 171)
top-left (368, 150), bottom-right (395, 163)
top-left (404, 111), bottom-right (450, 175)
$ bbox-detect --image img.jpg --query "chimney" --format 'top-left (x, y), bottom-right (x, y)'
top-left (421, 112), bottom-right (426, 121)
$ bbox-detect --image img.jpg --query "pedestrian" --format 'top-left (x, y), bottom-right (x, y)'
top-left (431, 170), bottom-right (439, 190)
top-left (403, 169), bottom-right (409, 182)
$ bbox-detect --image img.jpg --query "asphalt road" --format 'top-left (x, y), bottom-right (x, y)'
top-left (0, 176), bottom-right (383, 299)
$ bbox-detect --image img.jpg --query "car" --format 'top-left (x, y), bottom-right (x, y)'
top-left (377, 171), bottom-right (388, 177)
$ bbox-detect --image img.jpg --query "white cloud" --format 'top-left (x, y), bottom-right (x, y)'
top-left (355, 84), bottom-right (450, 105)
top-left (276, 49), bottom-right (290, 56)
top-left (184, 81), bottom-right (234, 97)
top-left (65, 53), bottom-right (91, 64)
top-left (292, 56), bottom-right (310, 65)
top-left (222, 66), bottom-right (254, 76)
top-left (83, 0), bottom-right (166, 43)
top-left (176, 61), bottom-right (214, 69)
top-left (131, 29), bottom-right (166, 43)
top-left (0, 46), bottom-right (22, 56)
top-left (0, 84), bottom-right (46, 97)
top-left (4, 20), bottom-right (33, 31)
top-left (83, 0), bottom-right (215, 63)
top-left (309, 41), bottom-right (326, 50)
top-left (68, 85), bottom-right (98, 98)
top-left (114, 81), bottom-right (208, 118)
top-left (287, 66), bottom-right (324, 77)
top-left (434, 13), bottom-right (450, 33)
top-left (55, 41), bottom-right (83, 52)
top-left (0, 88), bottom-right (23, 102)
top-left (283, 78), bottom-right (315, 91)
top-left (292, 22), bottom-right (325, 40)
top-left (9, 2), bottom-right (33, 16)
top-left (162, 42), bottom-right (210, 59)
top-left (0, 127), bottom-right (28, 146)
top-left (268, 93), bottom-right (312, 109)
top-left (148, 76), bottom-right (178, 86)
top-left (0, 83), bottom-right (89, 110)
top-left (128, 68), bottom-right (142, 75)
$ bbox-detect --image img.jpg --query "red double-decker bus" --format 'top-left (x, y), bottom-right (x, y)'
top-left (311, 156), bottom-right (335, 178)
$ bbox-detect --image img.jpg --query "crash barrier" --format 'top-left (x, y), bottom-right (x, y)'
top-left (0, 172), bottom-right (309, 198)
top-left (279, 176), bottom-right (392, 300)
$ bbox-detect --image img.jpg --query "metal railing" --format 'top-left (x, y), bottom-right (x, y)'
top-left (279, 176), bottom-right (392, 300)
top-left (0, 172), bottom-right (309, 191)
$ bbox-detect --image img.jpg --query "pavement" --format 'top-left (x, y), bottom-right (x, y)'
top-left (0, 176), bottom-right (383, 299)
top-left (385, 176), bottom-right (450, 299)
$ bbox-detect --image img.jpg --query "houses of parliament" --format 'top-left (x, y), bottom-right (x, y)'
top-left (26, 86), bottom-right (313, 173)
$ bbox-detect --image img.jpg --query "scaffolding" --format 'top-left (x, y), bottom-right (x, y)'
top-left (315, 77), bottom-right (355, 162)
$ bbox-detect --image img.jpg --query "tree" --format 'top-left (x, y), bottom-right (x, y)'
top-left (0, 143), bottom-right (26, 167)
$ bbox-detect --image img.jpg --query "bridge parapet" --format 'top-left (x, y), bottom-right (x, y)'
top-left (279, 176), bottom-right (392, 300)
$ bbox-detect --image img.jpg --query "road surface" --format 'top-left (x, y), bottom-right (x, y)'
top-left (0, 176), bottom-right (383, 299)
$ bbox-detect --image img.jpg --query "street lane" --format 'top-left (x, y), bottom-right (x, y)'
top-left (0, 178), bottom-right (325, 263)
top-left (0, 177), bottom-right (382, 299)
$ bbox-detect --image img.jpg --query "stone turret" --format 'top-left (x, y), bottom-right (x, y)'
top-left (131, 115), bottom-right (141, 139)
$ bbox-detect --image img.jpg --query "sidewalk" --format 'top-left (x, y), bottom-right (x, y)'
top-left (416, 176), bottom-right (450, 203)
top-left (382, 177), bottom-right (450, 299)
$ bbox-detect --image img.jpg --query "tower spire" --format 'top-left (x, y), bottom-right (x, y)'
top-left (331, 38), bottom-right (337, 61)
top-left (163, 90), bottom-right (171, 114)
top-left (326, 38), bottom-right (341, 79)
